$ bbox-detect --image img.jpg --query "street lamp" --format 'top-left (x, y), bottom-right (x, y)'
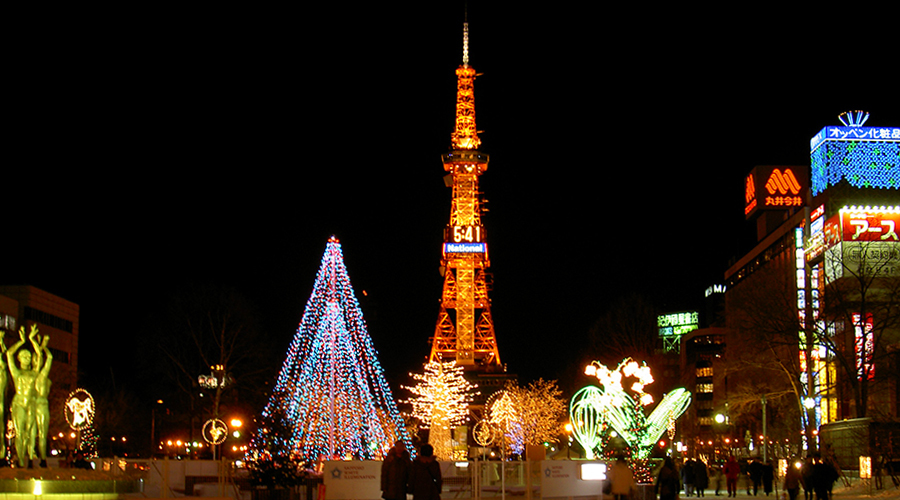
top-left (761, 394), bottom-right (767, 462)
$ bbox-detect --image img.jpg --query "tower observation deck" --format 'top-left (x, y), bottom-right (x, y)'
top-left (429, 22), bottom-right (502, 370)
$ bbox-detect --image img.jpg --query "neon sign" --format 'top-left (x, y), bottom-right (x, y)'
top-left (853, 313), bottom-right (874, 381)
top-left (744, 165), bottom-right (808, 219)
top-left (841, 207), bottom-right (900, 242)
top-left (658, 311), bottom-right (699, 334)
top-left (658, 311), bottom-right (698, 353)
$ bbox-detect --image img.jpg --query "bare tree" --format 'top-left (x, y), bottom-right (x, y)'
top-left (588, 293), bottom-right (663, 368)
top-left (143, 284), bottom-right (274, 442)
top-left (727, 236), bottom-right (900, 454)
top-left (726, 257), bottom-right (820, 451)
top-left (818, 239), bottom-right (900, 419)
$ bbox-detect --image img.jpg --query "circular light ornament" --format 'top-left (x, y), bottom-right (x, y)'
top-left (472, 419), bottom-right (496, 447)
top-left (65, 388), bottom-right (95, 430)
top-left (202, 419), bottom-right (228, 445)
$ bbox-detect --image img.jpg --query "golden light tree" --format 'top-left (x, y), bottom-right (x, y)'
top-left (487, 379), bottom-right (567, 455)
top-left (403, 360), bottom-right (478, 460)
top-left (509, 379), bottom-right (567, 447)
top-left (487, 390), bottom-right (522, 455)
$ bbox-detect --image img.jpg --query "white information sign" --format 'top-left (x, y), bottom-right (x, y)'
top-left (540, 460), bottom-right (607, 497)
top-left (323, 461), bottom-right (381, 500)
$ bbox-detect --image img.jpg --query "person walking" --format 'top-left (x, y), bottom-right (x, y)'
top-left (810, 457), bottom-right (838, 500)
top-left (409, 444), bottom-right (442, 500)
top-left (711, 461), bottom-right (723, 496)
top-left (749, 458), bottom-right (764, 496)
top-left (694, 459), bottom-right (709, 497)
top-left (762, 461), bottom-right (774, 496)
top-left (723, 456), bottom-right (740, 498)
top-left (381, 440), bottom-right (411, 500)
top-left (784, 458), bottom-right (802, 500)
top-left (682, 459), bottom-right (696, 497)
top-left (801, 457), bottom-right (815, 500)
top-left (608, 456), bottom-right (636, 500)
top-left (656, 457), bottom-right (682, 500)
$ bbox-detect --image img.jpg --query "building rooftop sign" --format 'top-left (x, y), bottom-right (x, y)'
top-left (810, 112), bottom-right (900, 196)
top-left (658, 311), bottom-right (699, 353)
top-left (744, 165), bottom-right (809, 219)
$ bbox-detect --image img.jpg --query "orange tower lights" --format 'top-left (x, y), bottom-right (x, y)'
top-left (430, 22), bottom-right (501, 369)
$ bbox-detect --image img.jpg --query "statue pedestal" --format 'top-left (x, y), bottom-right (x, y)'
top-left (0, 467), bottom-right (142, 500)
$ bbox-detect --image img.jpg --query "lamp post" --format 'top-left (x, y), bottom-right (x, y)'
top-left (760, 394), bottom-right (767, 462)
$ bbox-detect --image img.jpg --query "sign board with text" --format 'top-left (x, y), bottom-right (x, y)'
top-left (744, 165), bottom-right (808, 219)
top-left (540, 460), bottom-right (607, 497)
top-left (323, 461), bottom-right (381, 500)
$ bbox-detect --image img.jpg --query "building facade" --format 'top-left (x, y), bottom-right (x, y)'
top-left (0, 285), bottom-right (79, 393)
top-left (722, 112), bottom-right (899, 457)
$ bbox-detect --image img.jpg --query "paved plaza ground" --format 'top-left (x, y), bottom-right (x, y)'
top-left (629, 482), bottom-right (898, 500)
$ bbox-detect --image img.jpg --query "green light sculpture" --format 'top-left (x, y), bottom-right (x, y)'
top-left (569, 386), bottom-right (606, 459)
top-left (572, 358), bottom-right (691, 482)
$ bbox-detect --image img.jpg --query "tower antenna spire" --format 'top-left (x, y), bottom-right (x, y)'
top-left (462, 19), bottom-right (469, 68)
top-left (450, 16), bottom-right (480, 150)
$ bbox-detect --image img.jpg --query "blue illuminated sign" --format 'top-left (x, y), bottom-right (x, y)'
top-left (444, 242), bottom-right (486, 253)
top-left (810, 126), bottom-right (900, 153)
top-left (810, 126), bottom-right (900, 196)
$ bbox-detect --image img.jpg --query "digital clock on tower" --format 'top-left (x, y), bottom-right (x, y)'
top-left (450, 225), bottom-right (484, 243)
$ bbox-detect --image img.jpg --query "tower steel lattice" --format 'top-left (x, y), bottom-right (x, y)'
top-left (429, 22), bottom-right (501, 369)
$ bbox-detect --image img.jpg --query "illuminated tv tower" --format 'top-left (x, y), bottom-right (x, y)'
top-left (429, 21), bottom-right (502, 370)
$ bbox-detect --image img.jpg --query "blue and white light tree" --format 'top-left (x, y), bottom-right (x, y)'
top-left (250, 237), bottom-right (411, 465)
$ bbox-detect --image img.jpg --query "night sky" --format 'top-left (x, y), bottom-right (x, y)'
top-left (7, 6), bottom-right (898, 406)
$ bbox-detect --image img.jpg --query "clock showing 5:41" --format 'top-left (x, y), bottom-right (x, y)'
top-left (450, 225), bottom-right (483, 243)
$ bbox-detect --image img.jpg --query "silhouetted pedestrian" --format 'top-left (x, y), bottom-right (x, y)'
top-left (683, 459), bottom-right (696, 497)
top-left (608, 456), bottom-right (636, 500)
top-left (784, 457), bottom-right (802, 500)
top-left (749, 458), bottom-right (764, 496)
top-left (381, 440), bottom-right (411, 500)
top-left (409, 444), bottom-right (441, 500)
top-left (723, 456), bottom-right (740, 498)
top-left (811, 458), bottom-right (837, 500)
top-left (695, 459), bottom-right (709, 497)
top-left (762, 461), bottom-right (774, 496)
top-left (801, 457), bottom-right (814, 500)
top-left (656, 457), bottom-right (681, 500)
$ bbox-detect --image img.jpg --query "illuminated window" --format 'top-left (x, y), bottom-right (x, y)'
top-left (696, 367), bottom-right (713, 378)
top-left (697, 384), bottom-right (714, 393)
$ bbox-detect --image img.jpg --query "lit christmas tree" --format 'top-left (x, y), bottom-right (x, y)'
top-left (403, 360), bottom-right (477, 460)
top-left (79, 422), bottom-right (99, 458)
top-left (251, 237), bottom-right (411, 464)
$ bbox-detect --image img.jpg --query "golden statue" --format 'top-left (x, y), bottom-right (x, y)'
top-left (0, 330), bottom-right (7, 462)
top-left (33, 334), bottom-right (52, 466)
top-left (7, 325), bottom-right (40, 467)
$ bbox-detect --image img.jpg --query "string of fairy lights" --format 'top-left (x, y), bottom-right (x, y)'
top-left (250, 237), bottom-right (411, 464)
